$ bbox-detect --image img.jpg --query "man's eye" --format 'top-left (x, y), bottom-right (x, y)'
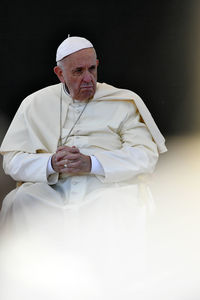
top-left (73, 68), bottom-right (82, 74)
top-left (89, 66), bottom-right (96, 71)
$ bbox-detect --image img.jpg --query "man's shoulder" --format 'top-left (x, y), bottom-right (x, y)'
top-left (96, 82), bottom-right (140, 100)
top-left (19, 84), bottom-right (61, 111)
top-left (26, 83), bottom-right (61, 100)
top-left (94, 83), bottom-right (138, 117)
top-left (22, 83), bottom-right (61, 105)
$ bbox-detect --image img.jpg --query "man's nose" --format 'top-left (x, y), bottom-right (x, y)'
top-left (83, 71), bottom-right (92, 82)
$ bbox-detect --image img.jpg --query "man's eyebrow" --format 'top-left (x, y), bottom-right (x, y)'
top-left (72, 64), bottom-right (96, 72)
top-left (89, 65), bottom-right (96, 68)
top-left (72, 66), bottom-right (83, 72)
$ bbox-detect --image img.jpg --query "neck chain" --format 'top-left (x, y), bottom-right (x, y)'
top-left (58, 84), bottom-right (89, 147)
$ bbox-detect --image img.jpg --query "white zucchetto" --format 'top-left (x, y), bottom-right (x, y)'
top-left (56, 36), bottom-right (94, 62)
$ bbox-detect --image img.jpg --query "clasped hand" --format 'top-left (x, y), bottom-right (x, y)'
top-left (51, 146), bottom-right (91, 174)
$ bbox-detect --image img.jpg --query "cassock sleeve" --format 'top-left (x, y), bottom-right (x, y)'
top-left (3, 151), bottom-right (59, 185)
top-left (94, 105), bottom-right (159, 183)
top-left (2, 152), bottom-right (105, 185)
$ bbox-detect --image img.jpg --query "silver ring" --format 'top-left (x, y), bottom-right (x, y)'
top-left (64, 164), bottom-right (67, 168)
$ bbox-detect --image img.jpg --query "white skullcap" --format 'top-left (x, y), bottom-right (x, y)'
top-left (56, 36), bottom-right (94, 62)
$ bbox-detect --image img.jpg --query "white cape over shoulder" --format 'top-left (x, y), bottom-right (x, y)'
top-left (0, 82), bottom-right (167, 155)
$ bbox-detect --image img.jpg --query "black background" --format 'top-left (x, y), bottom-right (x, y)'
top-left (0, 0), bottom-right (200, 136)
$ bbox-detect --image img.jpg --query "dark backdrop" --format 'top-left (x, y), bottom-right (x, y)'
top-left (1, 0), bottom-right (199, 136)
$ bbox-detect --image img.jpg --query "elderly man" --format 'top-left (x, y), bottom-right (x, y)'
top-left (0, 36), bottom-right (166, 298)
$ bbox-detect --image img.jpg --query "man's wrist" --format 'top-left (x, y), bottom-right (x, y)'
top-left (90, 155), bottom-right (105, 176)
top-left (47, 155), bottom-right (57, 176)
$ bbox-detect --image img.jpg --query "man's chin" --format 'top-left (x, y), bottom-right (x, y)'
top-left (79, 88), bottom-right (95, 101)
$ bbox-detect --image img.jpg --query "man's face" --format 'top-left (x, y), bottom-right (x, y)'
top-left (54, 48), bottom-right (99, 101)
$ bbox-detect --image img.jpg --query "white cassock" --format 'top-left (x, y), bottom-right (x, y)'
top-left (0, 82), bottom-right (166, 299)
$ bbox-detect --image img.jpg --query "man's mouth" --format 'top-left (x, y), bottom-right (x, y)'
top-left (80, 85), bottom-right (93, 89)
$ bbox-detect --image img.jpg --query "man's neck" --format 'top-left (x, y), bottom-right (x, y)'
top-left (63, 84), bottom-right (70, 95)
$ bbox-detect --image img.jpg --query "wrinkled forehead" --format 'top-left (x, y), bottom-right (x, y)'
top-left (61, 48), bottom-right (97, 67)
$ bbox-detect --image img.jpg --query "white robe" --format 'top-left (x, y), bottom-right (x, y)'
top-left (0, 82), bottom-right (165, 299)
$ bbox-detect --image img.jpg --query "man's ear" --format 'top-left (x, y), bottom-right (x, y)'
top-left (96, 59), bottom-right (99, 67)
top-left (54, 66), bottom-right (65, 83)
